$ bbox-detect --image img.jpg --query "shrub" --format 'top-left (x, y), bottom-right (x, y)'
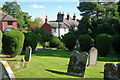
top-left (112, 34), bottom-right (120, 54)
top-left (95, 34), bottom-right (113, 56)
top-left (23, 32), bottom-right (40, 53)
top-left (2, 30), bottom-right (25, 57)
top-left (94, 23), bottom-right (116, 37)
top-left (0, 31), bottom-right (2, 53)
top-left (49, 36), bottom-right (61, 47)
top-left (44, 42), bottom-right (50, 48)
top-left (35, 28), bottom-right (53, 42)
top-left (58, 42), bottom-right (66, 49)
top-left (78, 34), bottom-right (93, 52)
top-left (63, 34), bottom-right (76, 51)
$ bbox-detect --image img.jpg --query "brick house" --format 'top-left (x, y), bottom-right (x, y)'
top-left (42, 12), bottom-right (78, 38)
top-left (0, 11), bottom-right (17, 32)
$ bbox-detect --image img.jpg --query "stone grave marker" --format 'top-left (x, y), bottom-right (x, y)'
top-left (0, 61), bottom-right (15, 80)
top-left (88, 47), bottom-right (98, 66)
top-left (67, 50), bottom-right (88, 77)
top-left (25, 46), bottom-right (32, 62)
top-left (104, 63), bottom-right (118, 80)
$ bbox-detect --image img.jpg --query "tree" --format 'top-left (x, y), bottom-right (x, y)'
top-left (2, 1), bottom-right (21, 18)
top-left (34, 18), bottom-right (44, 28)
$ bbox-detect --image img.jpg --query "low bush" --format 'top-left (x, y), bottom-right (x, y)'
top-left (112, 34), bottom-right (120, 54)
top-left (2, 30), bottom-right (25, 57)
top-left (49, 36), bottom-right (61, 48)
top-left (63, 34), bottom-right (76, 51)
top-left (78, 34), bottom-right (93, 52)
top-left (23, 32), bottom-right (40, 53)
top-left (95, 34), bottom-right (113, 56)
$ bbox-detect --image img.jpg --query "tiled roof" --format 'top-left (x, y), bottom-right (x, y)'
top-left (0, 11), bottom-right (17, 21)
top-left (48, 18), bottom-right (78, 28)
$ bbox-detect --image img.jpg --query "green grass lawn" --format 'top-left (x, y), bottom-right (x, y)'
top-left (0, 49), bottom-right (119, 78)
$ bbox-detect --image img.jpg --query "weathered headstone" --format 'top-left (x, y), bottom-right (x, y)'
top-left (0, 61), bottom-right (15, 80)
top-left (104, 63), bottom-right (118, 80)
top-left (88, 47), bottom-right (98, 66)
top-left (67, 50), bottom-right (88, 77)
top-left (25, 46), bottom-right (32, 62)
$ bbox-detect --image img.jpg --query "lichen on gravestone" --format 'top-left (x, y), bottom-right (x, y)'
top-left (67, 50), bottom-right (88, 77)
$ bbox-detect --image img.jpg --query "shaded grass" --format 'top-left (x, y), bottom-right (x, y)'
top-left (0, 49), bottom-right (119, 78)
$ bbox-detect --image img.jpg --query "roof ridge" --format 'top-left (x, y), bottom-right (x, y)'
top-left (2, 15), bottom-right (7, 20)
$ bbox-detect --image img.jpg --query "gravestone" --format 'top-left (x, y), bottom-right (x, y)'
top-left (25, 46), bottom-right (32, 62)
top-left (88, 47), bottom-right (98, 66)
top-left (104, 63), bottom-right (118, 80)
top-left (0, 61), bottom-right (15, 80)
top-left (67, 50), bottom-right (88, 77)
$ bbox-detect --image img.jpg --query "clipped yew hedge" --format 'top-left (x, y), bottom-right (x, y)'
top-left (78, 34), bottom-right (93, 52)
top-left (2, 30), bottom-right (25, 57)
top-left (95, 34), bottom-right (113, 56)
top-left (63, 34), bottom-right (76, 51)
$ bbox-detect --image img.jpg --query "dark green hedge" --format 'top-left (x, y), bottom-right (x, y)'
top-left (78, 34), bottom-right (93, 52)
top-left (63, 34), bottom-right (76, 51)
top-left (49, 36), bottom-right (61, 48)
top-left (95, 34), bottom-right (113, 56)
top-left (0, 31), bottom-right (2, 53)
top-left (23, 32), bottom-right (40, 53)
top-left (2, 30), bottom-right (25, 56)
top-left (112, 34), bottom-right (120, 54)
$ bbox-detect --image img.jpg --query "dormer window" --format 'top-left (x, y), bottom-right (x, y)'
top-left (8, 21), bottom-right (12, 25)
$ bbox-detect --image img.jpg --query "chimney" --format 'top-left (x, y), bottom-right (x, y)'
top-left (57, 12), bottom-right (64, 22)
top-left (45, 16), bottom-right (48, 23)
top-left (73, 13), bottom-right (76, 21)
top-left (67, 13), bottom-right (70, 20)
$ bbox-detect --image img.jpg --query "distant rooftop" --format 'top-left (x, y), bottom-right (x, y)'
top-left (0, 11), bottom-right (17, 21)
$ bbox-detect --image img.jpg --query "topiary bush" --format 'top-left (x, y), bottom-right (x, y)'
top-left (95, 34), bottom-right (113, 57)
top-left (63, 34), bottom-right (76, 51)
top-left (78, 34), bottom-right (93, 52)
top-left (23, 32), bottom-right (40, 53)
top-left (112, 34), bottom-right (120, 54)
top-left (49, 36), bottom-right (61, 48)
top-left (2, 30), bottom-right (25, 57)
top-left (0, 31), bottom-right (2, 53)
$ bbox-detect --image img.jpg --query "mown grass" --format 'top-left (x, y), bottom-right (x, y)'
top-left (0, 49), bottom-right (119, 78)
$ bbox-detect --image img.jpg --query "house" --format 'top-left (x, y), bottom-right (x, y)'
top-left (0, 11), bottom-right (17, 32)
top-left (42, 12), bottom-right (78, 38)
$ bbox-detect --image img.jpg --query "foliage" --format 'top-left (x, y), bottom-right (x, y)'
top-left (2, 30), bottom-right (25, 57)
top-left (44, 42), bottom-right (50, 48)
top-left (23, 32), bottom-right (40, 53)
top-left (0, 31), bottom-right (2, 53)
top-left (63, 34), bottom-right (76, 51)
top-left (78, 34), bottom-right (93, 52)
top-left (49, 36), bottom-right (61, 48)
top-left (94, 23), bottom-right (116, 37)
top-left (95, 34), bottom-right (113, 57)
top-left (112, 34), bottom-right (120, 54)
top-left (35, 28), bottom-right (53, 42)
top-left (2, 1), bottom-right (43, 30)
top-left (58, 42), bottom-right (66, 49)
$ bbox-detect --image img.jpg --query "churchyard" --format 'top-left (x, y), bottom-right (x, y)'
top-left (0, 48), bottom-right (119, 78)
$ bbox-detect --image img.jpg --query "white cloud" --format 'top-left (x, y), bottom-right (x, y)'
top-left (30, 4), bottom-right (45, 8)
top-left (57, 6), bottom-right (62, 11)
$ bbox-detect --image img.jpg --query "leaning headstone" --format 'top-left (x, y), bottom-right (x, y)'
top-left (104, 63), bottom-right (118, 80)
top-left (25, 46), bottom-right (32, 62)
top-left (67, 50), bottom-right (88, 77)
top-left (0, 61), bottom-right (15, 80)
top-left (88, 47), bottom-right (98, 66)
